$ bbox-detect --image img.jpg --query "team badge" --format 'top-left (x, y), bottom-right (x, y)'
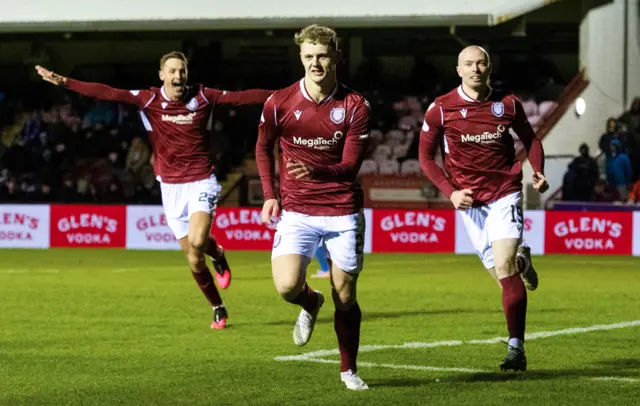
top-left (187, 97), bottom-right (199, 111)
top-left (330, 107), bottom-right (346, 124)
top-left (491, 102), bottom-right (505, 117)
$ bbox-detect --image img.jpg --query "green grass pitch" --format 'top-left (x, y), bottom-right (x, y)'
top-left (1, 249), bottom-right (639, 405)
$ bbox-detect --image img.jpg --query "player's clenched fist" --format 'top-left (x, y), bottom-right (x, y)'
top-left (261, 198), bottom-right (280, 225)
top-left (35, 65), bottom-right (66, 86)
top-left (450, 189), bottom-right (474, 210)
top-left (532, 172), bottom-right (549, 193)
top-left (286, 160), bottom-right (314, 179)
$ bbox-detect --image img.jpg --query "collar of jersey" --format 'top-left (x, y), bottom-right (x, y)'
top-left (457, 85), bottom-right (493, 103)
top-left (299, 78), bottom-right (338, 104)
top-left (160, 85), bottom-right (190, 102)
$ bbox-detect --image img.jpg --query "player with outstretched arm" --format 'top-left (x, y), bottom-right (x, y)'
top-left (36, 52), bottom-right (272, 329)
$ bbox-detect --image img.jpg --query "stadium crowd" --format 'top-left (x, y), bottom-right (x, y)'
top-left (561, 97), bottom-right (640, 204)
top-left (0, 47), bottom-right (590, 205)
top-left (0, 85), bottom-right (257, 204)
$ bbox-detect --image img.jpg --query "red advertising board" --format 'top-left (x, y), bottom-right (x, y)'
top-left (211, 207), bottom-right (275, 251)
top-left (544, 211), bottom-right (633, 255)
top-left (371, 209), bottom-right (456, 253)
top-left (50, 205), bottom-right (127, 248)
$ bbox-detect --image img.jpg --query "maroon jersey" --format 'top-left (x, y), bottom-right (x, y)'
top-left (419, 86), bottom-right (544, 206)
top-left (66, 79), bottom-right (271, 183)
top-left (256, 79), bottom-right (371, 216)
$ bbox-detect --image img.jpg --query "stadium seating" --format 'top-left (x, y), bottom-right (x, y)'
top-left (359, 159), bottom-right (378, 175)
top-left (400, 159), bottom-right (421, 175)
top-left (4, 50), bottom-right (628, 205)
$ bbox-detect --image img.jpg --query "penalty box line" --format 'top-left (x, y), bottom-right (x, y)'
top-left (274, 320), bottom-right (640, 373)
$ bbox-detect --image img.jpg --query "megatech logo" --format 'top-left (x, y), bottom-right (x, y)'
top-left (161, 112), bottom-right (196, 125)
top-left (461, 124), bottom-right (506, 144)
top-left (293, 131), bottom-right (344, 150)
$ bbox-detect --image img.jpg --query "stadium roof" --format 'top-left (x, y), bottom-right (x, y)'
top-left (1, 0), bottom-right (562, 32)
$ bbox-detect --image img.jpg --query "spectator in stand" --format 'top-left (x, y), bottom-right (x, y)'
top-left (599, 118), bottom-right (622, 156)
top-left (619, 97), bottom-right (640, 137)
top-left (43, 107), bottom-right (67, 144)
top-left (562, 143), bottom-right (599, 201)
top-left (0, 168), bottom-right (8, 186)
top-left (592, 179), bottom-right (617, 202)
top-left (37, 183), bottom-right (53, 202)
top-left (105, 128), bottom-right (127, 169)
top-left (0, 176), bottom-right (19, 202)
top-left (101, 178), bottom-right (125, 203)
top-left (51, 139), bottom-right (71, 173)
top-left (86, 100), bottom-right (116, 127)
top-left (126, 136), bottom-right (151, 178)
top-left (605, 140), bottom-right (632, 201)
top-left (56, 176), bottom-right (82, 203)
top-left (626, 178), bottom-right (640, 205)
top-left (19, 176), bottom-right (38, 202)
top-left (21, 111), bottom-right (42, 145)
top-left (618, 97), bottom-right (640, 178)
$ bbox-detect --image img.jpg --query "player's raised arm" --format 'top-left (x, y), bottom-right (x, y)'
top-left (311, 100), bottom-right (371, 181)
top-left (418, 103), bottom-right (457, 198)
top-left (35, 65), bottom-right (153, 109)
top-left (255, 95), bottom-right (280, 201)
top-left (204, 87), bottom-right (273, 107)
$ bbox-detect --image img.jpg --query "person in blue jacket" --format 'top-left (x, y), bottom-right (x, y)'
top-left (605, 139), bottom-right (632, 201)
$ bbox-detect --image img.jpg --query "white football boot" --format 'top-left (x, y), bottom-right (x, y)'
top-left (340, 370), bottom-right (369, 390)
top-left (293, 291), bottom-right (324, 346)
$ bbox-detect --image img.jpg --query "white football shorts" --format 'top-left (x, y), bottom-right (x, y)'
top-left (459, 191), bottom-right (523, 269)
top-left (159, 174), bottom-right (222, 240)
top-left (272, 210), bottom-right (365, 274)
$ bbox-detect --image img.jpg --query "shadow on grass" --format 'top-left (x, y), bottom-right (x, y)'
top-left (367, 377), bottom-right (433, 388)
top-left (445, 363), bottom-right (640, 383)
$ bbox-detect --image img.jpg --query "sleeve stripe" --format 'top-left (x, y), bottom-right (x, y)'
top-left (200, 88), bottom-right (209, 104)
top-left (439, 106), bottom-right (444, 126)
top-left (349, 101), bottom-right (358, 124)
top-left (273, 103), bottom-right (278, 126)
top-left (143, 93), bottom-right (156, 109)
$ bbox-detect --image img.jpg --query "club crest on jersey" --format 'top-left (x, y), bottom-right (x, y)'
top-left (491, 102), bottom-right (505, 117)
top-left (330, 107), bottom-right (346, 124)
top-left (187, 97), bottom-right (199, 111)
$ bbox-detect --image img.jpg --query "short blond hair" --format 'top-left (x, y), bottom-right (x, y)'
top-left (159, 51), bottom-right (188, 69)
top-left (294, 24), bottom-right (339, 51)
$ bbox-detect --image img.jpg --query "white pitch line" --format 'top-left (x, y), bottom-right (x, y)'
top-left (0, 269), bottom-right (27, 274)
top-left (275, 320), bottom-right (640, 366)
top-left (467, 320), bottom-right (640, 344)
top-left (299, 357), bottom-right (487, 373)
top-left (591, 377), bottom-right (639, 383)
top-left (0, 268), bottom-right (58, 274)
top-left (288, 341), bottom-right (464, 359)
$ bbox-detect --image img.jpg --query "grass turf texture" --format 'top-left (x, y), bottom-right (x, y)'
top-left (1, 250), bottom-right (638, 405)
